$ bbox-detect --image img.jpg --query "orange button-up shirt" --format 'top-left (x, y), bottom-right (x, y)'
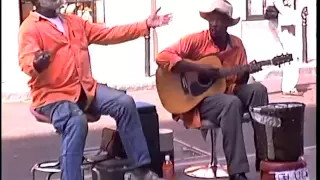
top-left (156, 30), bottom-right (248, 129)
top-left (19, 12), bottom-right (149, 108)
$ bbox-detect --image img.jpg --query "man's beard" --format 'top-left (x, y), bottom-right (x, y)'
top-left (209, 28), bottom-right (223, 38)
top-left (38, 0), bottom-right (66, 10)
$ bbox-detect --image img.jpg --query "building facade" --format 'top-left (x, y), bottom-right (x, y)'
top-left (2, 0), bottom-right (316, 95)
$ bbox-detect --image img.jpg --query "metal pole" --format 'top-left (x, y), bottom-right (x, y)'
top-left (102, 0), bottom-right (106, 23)
top-left (145, 31), bottom-right (151, 77)
top-left (301, 7), bottom-right (308, 63)
top-left (151, 0), bottom-right (158, 59)
top-left (144, 0), bottom-right (157, 77)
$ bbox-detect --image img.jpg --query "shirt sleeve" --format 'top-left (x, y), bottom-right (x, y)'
top-left (156, 34), bottom-right (200, 71)
top-left (236, 40), bottom-right (249, 84)
top-left (226, 39), bottom-right (249, 94)
top-left (83, 19), bottom-right (149, 45)
top-left (18, 23), bottom-right (42, 78)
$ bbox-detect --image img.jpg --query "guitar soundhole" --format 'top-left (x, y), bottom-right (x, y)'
top-left (198, 73), bottom-right (214, 85)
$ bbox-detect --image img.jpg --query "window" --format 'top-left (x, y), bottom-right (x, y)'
top-left (20, 0), bottom-right (34, 23)
top-left (246, 0), bottom-right (266, 21)
top-left (61, 0), bottom-right (106, 24)
top-left (19, 0), bottom-right (106, 24)
top-left (245, 0), bottom-right (297, 21)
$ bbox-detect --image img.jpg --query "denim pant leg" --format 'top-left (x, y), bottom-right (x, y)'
top-left (37, 101), bottom-right (88, 180)
top-left (88, 84), bottom-right (151, 167)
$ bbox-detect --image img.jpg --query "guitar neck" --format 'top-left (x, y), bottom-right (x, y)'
top-left (218, 60), bottom-right (272, 78)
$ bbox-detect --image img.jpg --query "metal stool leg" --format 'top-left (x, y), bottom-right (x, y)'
top-left (210, 129), bottom-right (229, 178)
top-left (46, 172), bottom-right (55, 180)
top-left (81, 169), bottom-right (85, 180)
top-left (184, 129), bottom-right (229, 179)
top-left (31, 167), bottom-right (36, 180)
top-left (31, 163), bottom-right (40, 180)
top-left (210, 129), bottom-right (218, 176)
top-left (92, 167), bottom-right (101, 180)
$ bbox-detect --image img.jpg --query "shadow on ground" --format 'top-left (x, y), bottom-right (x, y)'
top-left (2, 105), bottom-right (316, 180)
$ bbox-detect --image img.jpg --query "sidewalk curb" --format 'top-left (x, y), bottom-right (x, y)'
top-left (2, 67), bottom-right (316, 103)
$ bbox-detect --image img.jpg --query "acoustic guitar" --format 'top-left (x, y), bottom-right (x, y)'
top-left (156, 54), bottom-right (293, 114)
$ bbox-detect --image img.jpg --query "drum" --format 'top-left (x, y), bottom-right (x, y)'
top-left (260, 158), bottom-right (309, 180)
top-left (250, 102), bottom-right (305, 162)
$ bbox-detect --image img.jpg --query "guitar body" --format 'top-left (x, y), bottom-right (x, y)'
top-left (156, 55), bottom-right (226, 114)
top-left (156, 53), bottom-right (292, 114)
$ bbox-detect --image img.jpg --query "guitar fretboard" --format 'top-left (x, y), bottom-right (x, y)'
top-left (218, 60), bottom-right (273, 78)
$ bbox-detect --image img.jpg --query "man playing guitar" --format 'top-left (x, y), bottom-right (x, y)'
top-left (156, 0), bottom-right (269, 179)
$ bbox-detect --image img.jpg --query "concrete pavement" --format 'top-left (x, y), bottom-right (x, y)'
top-left (2, 74), bottom-right (316, 180)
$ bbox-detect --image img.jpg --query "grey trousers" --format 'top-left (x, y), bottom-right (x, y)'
top-left (199, 82), bottom-right (269, 175)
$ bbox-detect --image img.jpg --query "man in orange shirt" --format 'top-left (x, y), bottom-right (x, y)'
top-left (156, 0), bottom-right (268, 179)
top-left (18, 0), bottom-right (171, 179)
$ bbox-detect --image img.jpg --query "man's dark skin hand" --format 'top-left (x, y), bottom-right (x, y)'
top-left (172, 60), bottom-right (220, 79)
top-left (249, 60), bottom-right (262, 73)
top-left (172, 59), bottom-right (263, 87)
top-left (34, 51), bottom-right (51, 73)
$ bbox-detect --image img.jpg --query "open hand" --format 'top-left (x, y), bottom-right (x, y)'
top-left (146, 7), bottom-right (172, 28)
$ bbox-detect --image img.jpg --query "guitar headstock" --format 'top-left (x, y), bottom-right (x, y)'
top-left (271, 53), bottom-right (293, 66)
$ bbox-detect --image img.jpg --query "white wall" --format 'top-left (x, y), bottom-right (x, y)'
top-left (89, 0), bottom-right (152, 85)
top-left (305, 0), bottom-right (316, 60)
top-left (1, 0), bottom-right (31, 94)
top-left (239, 1), bottom-right (316, 62)
top-left (2, 0), bottom-right (316, 95)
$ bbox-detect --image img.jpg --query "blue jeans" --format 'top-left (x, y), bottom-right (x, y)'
top-left (36, 84), bottom-right (151, 180)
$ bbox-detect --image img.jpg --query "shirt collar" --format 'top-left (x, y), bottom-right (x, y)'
top-left (29, 11), bottom-right (41, 21)
top-left (29, 11), bottom-right (64, 21)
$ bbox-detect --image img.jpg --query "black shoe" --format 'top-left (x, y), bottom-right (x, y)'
top-left (230, 173), bottom-right (248, 180)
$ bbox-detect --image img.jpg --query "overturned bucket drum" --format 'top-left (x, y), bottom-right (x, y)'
top-left (250, 102), bottom-right (305, 162)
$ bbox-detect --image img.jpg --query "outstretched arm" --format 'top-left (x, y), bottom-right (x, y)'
top-left (84, 20), bottom-right (149, 45)
top-left (84, 7), bottom-right (171, 45)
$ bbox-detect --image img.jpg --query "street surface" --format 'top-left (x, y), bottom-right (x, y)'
top-left (2, 75), bottom-right (316, 180)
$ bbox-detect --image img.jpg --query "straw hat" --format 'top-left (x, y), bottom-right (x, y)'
top-left (198, 0), bottom-right (240, 26)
